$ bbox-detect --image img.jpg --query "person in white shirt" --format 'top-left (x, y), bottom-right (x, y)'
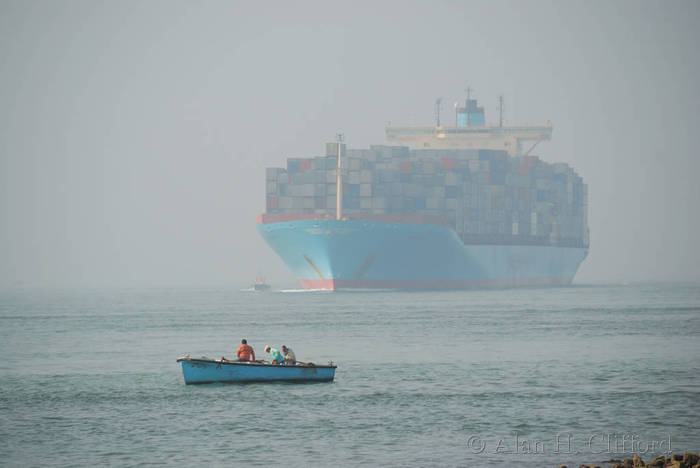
top-left (281, 345), bottom-right (296, 365)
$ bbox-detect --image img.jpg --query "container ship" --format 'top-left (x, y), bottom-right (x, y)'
top-left (257, 94), bottom-right (589, 290)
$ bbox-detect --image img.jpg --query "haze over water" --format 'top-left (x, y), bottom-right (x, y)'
top-left (1, 0), bottom-right (700, 288)
top-left (1, 284), bottom-right (699, 467)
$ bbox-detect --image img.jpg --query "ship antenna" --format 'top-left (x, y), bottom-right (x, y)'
top-left (498, 94), bottom-right (504, 128)
top-left (435, 97), bottom-right (442, 127)
top-left (335, 133), bottom-right (344, 220)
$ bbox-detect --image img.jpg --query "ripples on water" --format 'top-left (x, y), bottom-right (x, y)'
top-left (0, 283), bottom-right (698, 467)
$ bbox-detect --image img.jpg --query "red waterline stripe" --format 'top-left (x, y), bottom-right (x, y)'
top-left (256, 212), bottom-right (450, 226)
top-left (298, 277), bottom-right (572, 291)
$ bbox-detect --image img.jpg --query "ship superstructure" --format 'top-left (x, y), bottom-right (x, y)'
top-left (257, 94), bottom-right (588, 290)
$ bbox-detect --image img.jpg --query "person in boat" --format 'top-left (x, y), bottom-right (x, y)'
top-left (281, 345), bottom-right (296, 365)
top-left (264, 345), bottom-right (285, 365)
top-left (236, 339), bottom-right (255, 362)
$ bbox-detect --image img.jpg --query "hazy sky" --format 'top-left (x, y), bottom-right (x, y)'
top-left (1, 0), bottom-right (699, 288)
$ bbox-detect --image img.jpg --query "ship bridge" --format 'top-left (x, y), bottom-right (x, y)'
top-left (385, 95), bottom-right (552, 156)
top-left (385, 124), bottom-right (552, 157)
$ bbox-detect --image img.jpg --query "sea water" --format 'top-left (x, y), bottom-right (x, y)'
top-left (1, 283), bottom-right (699, 467)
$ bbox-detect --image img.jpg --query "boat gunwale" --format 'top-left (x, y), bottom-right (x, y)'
top-left (177, 357), bottom-right (337, 369)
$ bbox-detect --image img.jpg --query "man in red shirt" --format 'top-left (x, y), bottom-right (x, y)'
top-left (236, 339), bottom-right (255, 362)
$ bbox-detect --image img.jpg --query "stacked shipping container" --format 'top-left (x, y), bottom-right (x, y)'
top-left (265, 145), bottom-right (588, 248)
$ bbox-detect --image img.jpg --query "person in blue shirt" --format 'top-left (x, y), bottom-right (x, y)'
top-left (264, 345), bottom-right (285, 365)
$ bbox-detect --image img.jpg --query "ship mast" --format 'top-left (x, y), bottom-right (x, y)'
top-left (335, 133), bottom-right (344, 220)
top-left (466, 86), bottom-right (471, 126)
top-left (498, 94), bottom-right (504, 128)
top-left (435, 98), bottom-right (442, 127)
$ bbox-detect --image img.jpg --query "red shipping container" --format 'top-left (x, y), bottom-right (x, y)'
top-left (441, 158), bottom-right (455, 169)
top-left (400, 161), bottom-right (412, 173)
top-left (299, 159), bottom-right (312, 172)
top-left (524, 155), bottom-right (539, 166)
top-left (518, 163), bottom-right (530, 176)
top-left (484, 172), bottom-right (489, 184)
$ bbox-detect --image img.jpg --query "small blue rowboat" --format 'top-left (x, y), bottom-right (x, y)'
top-left (176, 356), bottom-right (337, 384)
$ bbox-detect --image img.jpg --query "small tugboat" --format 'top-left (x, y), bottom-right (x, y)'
top-left (176, 356), bottom-right (337, 384)
top-left (253, 275), bottom-right (271, 291)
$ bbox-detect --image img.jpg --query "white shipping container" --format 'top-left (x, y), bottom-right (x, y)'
top-left (266, 167), bottom-right (283, 180)
top-left (536, 179), bottom-right (552, 190)
top-left (302, 184), bottom-right (315, 197)
top-left (404, 184), bottom-right (422, 198)
top-left (553, 162), bottom-right (568, 173)
top-left (360, 183), bottom-right (372, 197)
top-left (279, 197), bottom-right (293, 209)
top-left (456, 149), bottom-right (479, 160)
top-left (444, 172), bottom-right (460, 186)
top-left (372, 197), bottom-right (387, 209)
top-left (360, 170), bottom-right (373, 183)
top-left (422, 161), bottom-right (436, 174)
top-left (348, 171), bottom-right (360, 184)
top-left (360, 197), bottom-right (372, 209)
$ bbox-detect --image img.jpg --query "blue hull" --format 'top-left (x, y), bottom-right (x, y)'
top-left (177, 358), bottom-right (336, 384)
top-left (257, 219), bottom-right (588, 290)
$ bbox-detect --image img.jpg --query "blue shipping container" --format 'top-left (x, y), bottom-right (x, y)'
top-left (288, 160), bottom-right (300, 173)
